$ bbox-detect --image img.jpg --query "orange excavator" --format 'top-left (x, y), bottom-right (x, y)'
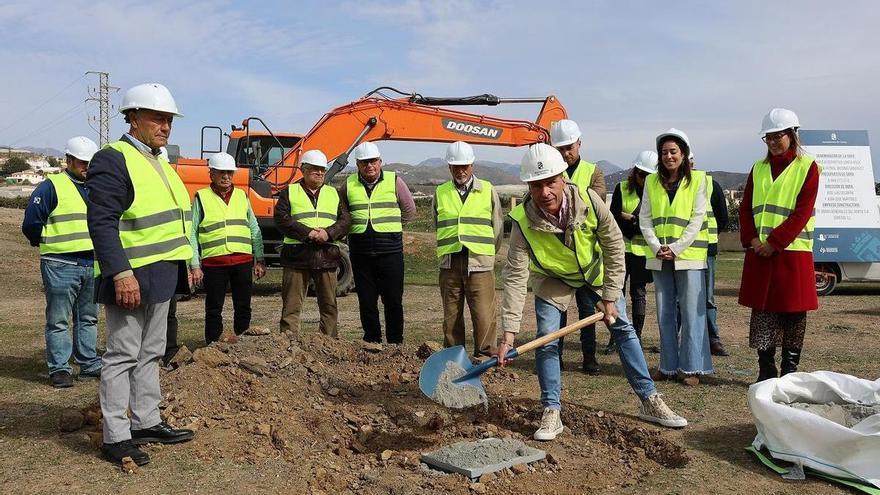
top-left (173, 87), bottom-right (567, 291)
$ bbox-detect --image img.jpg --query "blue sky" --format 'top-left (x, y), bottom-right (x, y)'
top-left (1, 0), bottom-right (878, 174)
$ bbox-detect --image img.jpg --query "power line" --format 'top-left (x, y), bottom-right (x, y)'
top-left (85, 71), bottom-right (119, 146)
top-left (0, 73), bottom-right (86, 135)
top-left (9, 101), bottom-right (87, 146)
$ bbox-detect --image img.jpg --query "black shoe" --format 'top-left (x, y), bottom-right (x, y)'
top-left (78, 368), bottom-right (102, 381)
top-left (131, 421), bottom-right (194, 445)
top-left (103, 440), bottom-right (150, 466)
top-left (582, 355), bottom-right (600, 376)
top-left (710, 341), bottom-right (730, 357)
top-left (50, 370), bottom-right (73, 388)
top-left (602, 337), bottom-right (616, 355)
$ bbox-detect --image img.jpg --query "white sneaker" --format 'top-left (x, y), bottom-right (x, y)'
top-left (533, 408), bottom-right (564, 441)
top-left (639, 393), bottom-right (688, 428)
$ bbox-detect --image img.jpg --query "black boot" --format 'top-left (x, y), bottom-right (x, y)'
top-left (582, 353), bottom-right (600, 375)
top-left (780, 348), bottom-right (802, 376)
top-left (756, 348), bottom-right (777, 383)
top-left (632, 313), bottom-right (645, 341)
top-left (602, 336), bottom-right (615, 355)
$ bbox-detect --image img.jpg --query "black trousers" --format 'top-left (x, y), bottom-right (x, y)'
top-left (203, 262), bottom-right (253, 343)
top-left (351, 251), bottom-right (404, 343)
top-left (163, 296), bottom-right (179, 361)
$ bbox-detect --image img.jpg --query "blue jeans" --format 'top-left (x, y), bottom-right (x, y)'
top-left (534, 291), bottom-right (656, 409)
top-left (40, 259), bottom-right (101, 375)
top-left (705, 255), bottom-right (720, 343)
top-left (654, 261), bottom-right (713, 375)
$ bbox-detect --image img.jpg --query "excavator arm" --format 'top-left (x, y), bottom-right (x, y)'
top-left (261, 89), bottom-right (567, 191)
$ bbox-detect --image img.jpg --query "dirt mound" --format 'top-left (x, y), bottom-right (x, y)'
top-left (146, 332), bottom-right (689, 493)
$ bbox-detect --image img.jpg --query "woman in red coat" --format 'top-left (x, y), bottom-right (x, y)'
top-left (738, 108), bottom-right (819, 382)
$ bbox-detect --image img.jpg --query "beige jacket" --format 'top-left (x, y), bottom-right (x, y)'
top-left (431, 177), bottom-right (504, 273)
top-left (500, 183), bottom-right (625, 334)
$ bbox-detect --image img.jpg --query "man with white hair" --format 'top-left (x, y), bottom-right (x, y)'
top-left (432, 141), bottom-right (503, 357)
top-left (22, 136), bottom-right (102, 388)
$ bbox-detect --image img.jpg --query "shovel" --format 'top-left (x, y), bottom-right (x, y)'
top-left (419, 312), bottom-right (607, 405)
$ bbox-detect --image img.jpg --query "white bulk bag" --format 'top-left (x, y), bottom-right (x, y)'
top-left (749, 371), bottom-right (880, 488)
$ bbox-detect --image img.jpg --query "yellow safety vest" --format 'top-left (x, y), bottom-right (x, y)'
top-left (346, 172), bottom-right (402, 234)
top-left (508, 190), bottom-right (603, 288)
top-left (196, 187), bottom-right (252, 258)
top-left (563, 159), bottom-right (598, 198)
top-left (620, 182), bottom-right (650, 257)
top-left (435, 179), bottom-right (495, 257)
top-left (40, 172), bottom-right (93, 255)
top-left (646, 170), bottom-right (709, 261)
top-left (706, 176), bottom-right (718, 245)
top-left (284, 184), bottom-right (340, 245)
top-left (95, 140), bottom-right (193, 276)
top-left (751, 155), bottom-right (817, 252)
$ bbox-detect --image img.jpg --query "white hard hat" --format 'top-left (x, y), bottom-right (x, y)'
top-left (158, 146), bottom-right (170, 161)
top-left (520, 143), bottom-right (567, 182)
top-left (119, 83), bottom-right (182, 117)
top-left (208, 152), bottom-right (237, 171)
top-left (549, 119), bottom-right (582, 147)
top-left (353, 142), bottom-right (381, 161)
top-left (300, 149), bottom-right (328, 169)
top-left (445, 141), bottom-right (475, 165)
top-left (64, 136), bottom-right (99, 162)
top-left (760, 108), bottom-right (800, 135)
top-left (632, 150), bottom-right (658, 174)
top-left (656, 128), bottom-right (691, 150)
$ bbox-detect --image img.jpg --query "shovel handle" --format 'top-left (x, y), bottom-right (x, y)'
top-left (514, 312), bottom-right (607, 356)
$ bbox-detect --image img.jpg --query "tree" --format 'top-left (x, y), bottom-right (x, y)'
top-left (47, 156), bottom-right (60, 168)
top-left (1, 157), bottom-right (30, 177)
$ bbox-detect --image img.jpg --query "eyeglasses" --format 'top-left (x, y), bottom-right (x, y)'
top-left (762, 132), bottom-right (788, 143)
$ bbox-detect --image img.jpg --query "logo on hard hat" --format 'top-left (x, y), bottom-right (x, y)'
top-left (537, 161), bottom-right (544, 169)
top-left (442, 118), bottom-right (502, 140)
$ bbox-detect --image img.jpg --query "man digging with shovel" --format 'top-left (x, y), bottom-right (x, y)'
top-left (496, 144), bottom-right (688, 441)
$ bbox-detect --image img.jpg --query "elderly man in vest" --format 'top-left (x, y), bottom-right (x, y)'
top-left (22, 136), bottom-right (101, 388)
top-left (496, 144), bottom-right (687, 441)
top-left (87, 83), bottom-right (195, 466)
top-left (339, 142), bottom-right (416, 344)
top-left (550, 119), bottom-right (607, 374)
top-left (274, 150), bottom-right (351, 337)
top-left (189, 152), bottom-right (265, 344)
top-left (432, 142), bottom-right (503, 357)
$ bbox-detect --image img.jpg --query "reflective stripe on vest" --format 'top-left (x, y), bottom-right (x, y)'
top-left (508, 191), bottom-right (603, 288)
top-left (706, 175), bottom-right (718, 244)
top-left (563, 159), bottom-right (597, 198)
top-left (646, 170), bottom-right (709, 261)
top-left (751, 155), bottom-right (817, 252)
top-left (40, 173), bottom-right (93, 254)
top-left (196, 187), bottom-right (253, 258)
top-left (620, 182), bottom-right (650, 257)
top-left (346, 171), bottom-right (402, 233)
top-left (284, 184), bottom-right (340, 245)
top-left (95, 140), bottom-right (193, 276)
top-left (435, 179), bottom-right (495, 257)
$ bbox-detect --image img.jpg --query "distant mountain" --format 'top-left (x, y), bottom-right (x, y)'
top-left (386, 161), bottom-right (521, 186)
top-left (0, 146), bottom-right (65, 157)
top-left (596, 160), bottom-right (623, 175)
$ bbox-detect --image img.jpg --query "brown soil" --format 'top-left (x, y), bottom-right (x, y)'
top-left (113, 331), bottom-right (688, 494)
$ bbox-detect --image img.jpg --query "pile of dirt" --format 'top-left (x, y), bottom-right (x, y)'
top-left (68, 332), bottom-right (689, 493)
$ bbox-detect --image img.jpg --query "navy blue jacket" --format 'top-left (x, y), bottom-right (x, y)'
top-left (86, 135), bottom-right (188, 305)
top-left (21, 171), bottom-right (93, 265)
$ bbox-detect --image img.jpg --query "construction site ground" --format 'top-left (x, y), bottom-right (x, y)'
top-left (0, 207), bottom-right (877, 494)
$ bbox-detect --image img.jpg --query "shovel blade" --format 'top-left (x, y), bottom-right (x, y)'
top-left (419, 345), bottom-right (480, 400)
